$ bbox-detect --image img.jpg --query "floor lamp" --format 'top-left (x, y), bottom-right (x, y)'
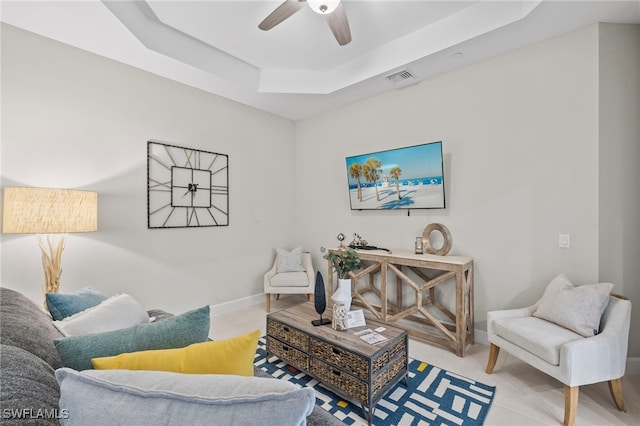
top-left (2, 187), bottom-right (98, 297)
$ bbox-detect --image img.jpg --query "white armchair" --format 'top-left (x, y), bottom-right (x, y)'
top-left (264, 251), bottom-right (315, 312)
top-left (485, 293), bottom-right (631, 426)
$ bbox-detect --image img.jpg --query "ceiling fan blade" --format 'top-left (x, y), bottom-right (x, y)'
top-left (325, 2), bottom-right (351, 46)
top-left (258, 0), bottom-right (306, 31)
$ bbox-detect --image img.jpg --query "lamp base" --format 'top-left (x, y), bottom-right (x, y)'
top-left (38, 234), bottom-right (66, 296)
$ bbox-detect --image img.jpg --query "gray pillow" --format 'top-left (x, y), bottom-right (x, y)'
top-left (533, 274), bottom-right (614, 337)
top-left (0, 287), bottom-right (64, 369)
top-left (54, 305), bottom-right (210, 370)
top-left (0, 344), bottom-right (61, 425)
top-left (46, 286), bottom-right (107, 320)
top-left (55, 368), bottom-right (315, 426)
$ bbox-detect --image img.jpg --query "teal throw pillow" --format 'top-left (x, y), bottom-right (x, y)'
top-left (46, 286), bottom-right (107, 320)
top-left (54, 305), bottom-right (210, 371)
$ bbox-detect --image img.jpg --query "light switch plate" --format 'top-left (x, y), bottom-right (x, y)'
top-left (559, 234), bottom-right (571, 248)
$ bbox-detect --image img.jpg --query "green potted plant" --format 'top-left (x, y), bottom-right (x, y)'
top-left (321, 246), bottom-right (361, 311)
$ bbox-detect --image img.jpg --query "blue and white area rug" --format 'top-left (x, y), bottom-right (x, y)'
top-left (254, 337), bottom-right (495, 426)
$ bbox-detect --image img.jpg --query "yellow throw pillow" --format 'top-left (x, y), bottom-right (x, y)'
top-left (91, 329), bottom-right (260, 376)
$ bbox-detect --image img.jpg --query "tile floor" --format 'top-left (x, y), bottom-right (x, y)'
top-left (210, 295), bottom-right (639, 426)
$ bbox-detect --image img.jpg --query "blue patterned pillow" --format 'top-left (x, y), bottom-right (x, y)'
top-left (46, 286), bottom-right (107, 320)
top-left (54, 305), bottom-right (210, 370)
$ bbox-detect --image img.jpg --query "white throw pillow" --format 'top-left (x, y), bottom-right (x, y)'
top-left (52, 293), bottom-right (150, 336)
top-left (276, 246), bottom-right (306, 273)
top-left (533, 274), bottom-right (613, 337)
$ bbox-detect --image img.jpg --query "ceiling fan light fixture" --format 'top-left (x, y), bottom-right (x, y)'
top-left (307, 0), bottom-right (340, 15)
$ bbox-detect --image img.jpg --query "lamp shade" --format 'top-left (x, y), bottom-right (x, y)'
top-left (2, 187), bottom-right (97, 234)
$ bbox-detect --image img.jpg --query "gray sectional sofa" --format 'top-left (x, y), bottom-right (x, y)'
top-left (0, 287), bottom-right (340, 425)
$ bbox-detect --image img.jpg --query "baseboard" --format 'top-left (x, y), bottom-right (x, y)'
top-left (474, 328), bottom-right (640, 376)
top-left (625, 357), bottom-right (640, 376)
top-left (475, 328), bottom-right (488, 345)
top-left (209, 293), bottom-right (265, 316)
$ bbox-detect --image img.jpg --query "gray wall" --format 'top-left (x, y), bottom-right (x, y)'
top-left (1, 22), bottom-right (638, 366)
top-left (294, 23), bottom-right (639, 365)
top-left (296, 24), bottom-right (598, 316)
top-left (0, 23), bottom-right (297, 314)
top-left (598, 23), bottom-right (640, 359)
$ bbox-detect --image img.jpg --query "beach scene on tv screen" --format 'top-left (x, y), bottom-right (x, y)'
top-left (346, 142), bottom-right (445, 210)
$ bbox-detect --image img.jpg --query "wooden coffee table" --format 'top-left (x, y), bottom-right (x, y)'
top-left (266, 302), bottom-right (408, 424)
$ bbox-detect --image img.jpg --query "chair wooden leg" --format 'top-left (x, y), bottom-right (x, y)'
top-left (608, 378), bottom-right (626, 412)
top-left (307, 294), bottom-right (313, 302)
top-left (275, 294), bottom-right (280, 300)
top-left (485, 344), bottom-right (500, 374)
top-left (563, 385), bottom-right (578, 426)
top-left (265, 294), bottom-right (270, 313)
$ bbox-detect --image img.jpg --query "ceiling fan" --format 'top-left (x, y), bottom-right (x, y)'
top-left (258, 0), bottom-right (352, 46)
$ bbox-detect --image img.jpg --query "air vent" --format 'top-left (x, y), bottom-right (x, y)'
top-left (385, 69), bottom-right (416, 84)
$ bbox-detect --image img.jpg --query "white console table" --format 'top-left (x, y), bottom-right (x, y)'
top-left (327, 248), bottom-right (474, 357)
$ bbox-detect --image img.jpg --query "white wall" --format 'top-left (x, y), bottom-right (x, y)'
top-left (295, 25), bottom-right (604, 336)
top-left (0, 24), bottom-right (297, 314)
top-left (2, 21), bottom-right (638, 364)
top-left (598, 23), bottom-right (640, 359)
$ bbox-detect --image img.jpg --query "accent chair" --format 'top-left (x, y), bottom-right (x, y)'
top-left (485, 287), bottom-right (631, 426)
top-left (264, 251), bottom-right (314, 312)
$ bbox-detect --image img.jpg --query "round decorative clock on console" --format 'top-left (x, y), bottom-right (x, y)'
top-left (147, 140), bottom-right (229, 229)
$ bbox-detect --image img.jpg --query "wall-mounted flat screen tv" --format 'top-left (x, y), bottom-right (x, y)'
top-left (345, 141), bottom-right (445, 210)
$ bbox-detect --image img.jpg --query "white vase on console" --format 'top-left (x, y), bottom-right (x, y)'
top-left (331, 278), bottom-right (352, 311)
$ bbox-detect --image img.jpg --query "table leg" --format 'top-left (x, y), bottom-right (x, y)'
top-left (360, 403), bottom-right (375, 426)
top-left (402, 373), bottom-right (409, 387)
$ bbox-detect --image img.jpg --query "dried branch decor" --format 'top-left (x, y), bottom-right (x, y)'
top-left (38, 234), bottom-right (66, 294)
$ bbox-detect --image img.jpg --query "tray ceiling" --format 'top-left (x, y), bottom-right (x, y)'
top-left (1, 1), bottom-right (639, 120)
